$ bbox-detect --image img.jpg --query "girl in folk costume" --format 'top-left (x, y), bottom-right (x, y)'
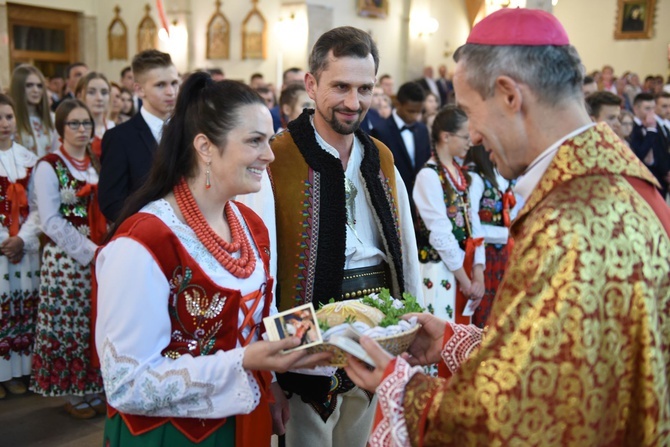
top-left (74, 72), bottom-right (115, 159)
top-left (413, 106), bottom-right (485, 328)
top-left (9, 65), bottom-right (58, 157)
top-left (30, 99), bottom-right (107, 419)
top-left (465, 145), bottom-right (521, 328)
top-left (95, 73), bottom-right (329, 446)
top-left (0, 94), bottom-right (41, 398)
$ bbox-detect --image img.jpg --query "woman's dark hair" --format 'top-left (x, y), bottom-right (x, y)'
top-left (119, 87), bottom-right (136, 116)
top-left (54, 99), bottom-right (101, 174)
top-left (107, 71), bottom-right (265, 240)
top-left (464, 145), bottom-right (498, 189)
top-left (430, 104), bottom-right (468, 147)
top-left (431, 105), bottom-right (470, 200)
top-left (0, 93), bottom-right (16, 109)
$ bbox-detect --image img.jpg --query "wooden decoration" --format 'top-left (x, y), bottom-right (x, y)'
top-left (137, 4), bottom-right (158, 52)
top-left (207, 0), bottom-right (230, 59)
top-left (108, 6), bottom-right (128, 60)
top-left (242, 0), bottom-right (266, 60)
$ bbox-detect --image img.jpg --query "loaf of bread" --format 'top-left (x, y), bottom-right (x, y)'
top-left (316, 300), bottom-right (385, 328)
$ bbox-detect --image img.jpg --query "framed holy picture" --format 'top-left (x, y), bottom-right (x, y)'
top-left (614, 0), bottom-right (655, 40)
top-left (357, 0), bottom-right (388, 19)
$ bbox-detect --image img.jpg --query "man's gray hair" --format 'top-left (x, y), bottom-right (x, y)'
top-left (453, 44), bottom-right (584, 106)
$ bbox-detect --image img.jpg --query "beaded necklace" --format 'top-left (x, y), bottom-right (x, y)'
top-left (60, 146), bottom-right (91, 171)
top-left (173, 178), bottom-right (256, 278)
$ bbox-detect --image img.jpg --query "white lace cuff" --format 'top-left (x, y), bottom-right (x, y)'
top-left (369, 358), bottom-right (423, 447)
top-left (441, 323), bottom-right (483, 376)
top-left (235, 347), bottom-right (261, 415)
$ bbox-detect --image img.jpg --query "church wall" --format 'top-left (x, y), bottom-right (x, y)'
top-left (2, 0), bottom-right (667, 91)
top-left (554, 0), bottom-right (669, 78)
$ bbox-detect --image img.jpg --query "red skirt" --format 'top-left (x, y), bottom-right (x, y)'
top-left (473, 244), bottom-right (510, 328)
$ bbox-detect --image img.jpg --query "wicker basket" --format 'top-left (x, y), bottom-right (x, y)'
top-left (307, 324), bottom-right (420, 367)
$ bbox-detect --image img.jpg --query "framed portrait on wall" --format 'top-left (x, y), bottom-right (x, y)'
top-left (357, 0), bottom-right (388, 19)
top-left (614, 0), bottom-right (655, 40)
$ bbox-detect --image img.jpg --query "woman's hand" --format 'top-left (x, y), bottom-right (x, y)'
top-left (242, 337), bottom-right (332, 372)
top-left (0, 237), bottom-right (24, 264)
top-left (400, 313), bottom-right (447, 366)
top-left (469, 280), bottom-right (485, 300)
top-left (269, 381), bottom-right (290, 436)
top-left (343, 336), bottom-right (394, 393)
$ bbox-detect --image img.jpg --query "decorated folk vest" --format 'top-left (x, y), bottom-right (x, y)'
top-left (40, 154), bottom-right (91, 233)
top-left (103, 203), bottom-right (274, 445)
top-left (418, 163), bottom-right (472, 263)
top-left (270, 110), bottom-right (405, 311)
top-left (0, 170), bottom-right (32, 233)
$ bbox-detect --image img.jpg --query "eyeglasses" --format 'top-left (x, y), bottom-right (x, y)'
top-left (451, 133), bottom-right (471, 142)
top-left (65, 121), bottom-right (94, 130)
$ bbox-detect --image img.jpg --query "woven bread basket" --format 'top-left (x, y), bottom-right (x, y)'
top-left (307, 323), bottom-right (420, 367)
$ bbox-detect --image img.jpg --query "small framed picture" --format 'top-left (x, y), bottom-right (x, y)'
top-left (263, 303), bottom-right (323, 352)
top-left (614, 0), bottom-right (656, 40)
top-left (357, 0), bottom-right (388, 19)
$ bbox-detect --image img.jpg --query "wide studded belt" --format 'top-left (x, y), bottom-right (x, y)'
top-left (340, 262), bottom-right (390, 300)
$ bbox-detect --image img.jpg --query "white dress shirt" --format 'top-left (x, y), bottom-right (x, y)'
top-left (140, 107), bottom-right (165, 142)
top-left (392, 110), bottom-right (416, 167)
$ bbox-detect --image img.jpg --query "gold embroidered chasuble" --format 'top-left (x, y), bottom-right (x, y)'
top-left (401, 124), bottom-right (670, 446)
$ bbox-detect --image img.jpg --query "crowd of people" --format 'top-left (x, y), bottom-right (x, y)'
top-left (0, 7), bottom-right (667, 447)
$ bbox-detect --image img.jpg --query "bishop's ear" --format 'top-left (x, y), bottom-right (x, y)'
top-left (494, 76), bottom-right (522, 112)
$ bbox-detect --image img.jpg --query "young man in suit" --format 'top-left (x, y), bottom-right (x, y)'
top-left (98, 50), bottom-right (179, 222)
top-left (371, 81), bottom-right (431, 227)
top-left (630, 92), bottom-right (670, 197)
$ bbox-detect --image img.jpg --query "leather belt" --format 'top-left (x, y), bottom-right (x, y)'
top-left (340, 262), bottom-right (390, 299)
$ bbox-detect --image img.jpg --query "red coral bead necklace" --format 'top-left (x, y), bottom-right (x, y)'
top-left (173, 178), bottom-right (256, 278)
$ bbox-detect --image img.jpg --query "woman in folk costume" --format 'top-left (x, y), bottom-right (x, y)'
top-left (9, 65), bottom-right (58, 157)
top-left (74, 72), bottom-right (115, 159)
top-left (0, 94), bottom-right (41, 398)
top-left (413, 105), bottom-right (485, 328)
top-left (464, 145), bottom-right (521, 328)
top-left (30, 99), bottom-right (107, 419)
top-left (94, 73), bottom-right (329, 446)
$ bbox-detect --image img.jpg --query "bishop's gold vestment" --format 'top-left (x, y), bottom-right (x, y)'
top-left (371, 124), bottom-right (670, 446)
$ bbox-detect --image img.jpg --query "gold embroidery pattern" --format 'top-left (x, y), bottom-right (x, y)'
top-left (403, 124), bottom-right (670, 446)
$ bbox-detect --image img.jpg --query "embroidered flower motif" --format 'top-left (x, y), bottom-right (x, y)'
top-left (76, 225), bottom-right (90, 236)
top-left (447, 205), bottom-right (458, 218)
top-left (60, 186), bottom-right (78, 205)
top-left (479, 209), bottom-right (494, 222)
top-left (454, 213), bottom-right (464, 228)
top-left (441, 279), bottom-right (452, 290)
top-left (423, 278), bottom-right (433, 289)
top-left (446, 305), bottom-right (453, 319)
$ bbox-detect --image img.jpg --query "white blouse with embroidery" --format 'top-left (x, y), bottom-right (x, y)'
top-left (413, 160), bottom-right (485, 272)
top-left (468, 171), bottom-right (523, 245)
top-left (31, 149), bottom-right (98, 265)
top-left (0, 142), bottom-right (41, 252)
top-left (95, 199), bottom-right (275, 419)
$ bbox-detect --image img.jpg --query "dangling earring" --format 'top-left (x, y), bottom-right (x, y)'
top-left (205, 161), bottom-right (211, 189)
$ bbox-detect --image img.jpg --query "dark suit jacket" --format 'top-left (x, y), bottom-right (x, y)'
top-left (629, 122), bottom-right (670, 196)
top-left (99, 112), bottom-right (158, 222)
top-left (371, 116), bottom-right (431, 225)
top-left (416, 78), bottom-right (447, 106)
